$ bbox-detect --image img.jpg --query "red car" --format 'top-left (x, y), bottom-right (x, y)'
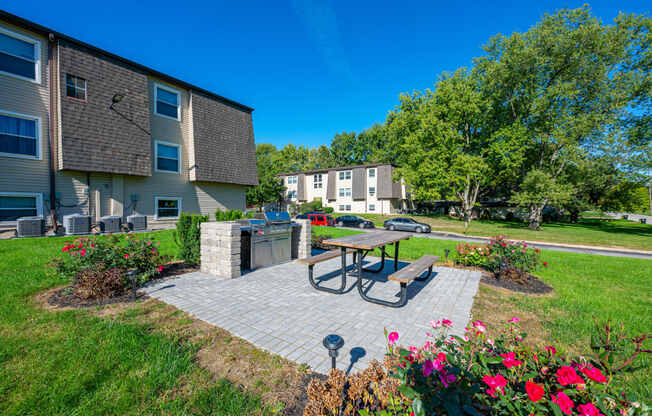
top-left (308, 213), bottom-right (334, 226)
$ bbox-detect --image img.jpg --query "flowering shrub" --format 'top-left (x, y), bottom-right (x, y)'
top-left (304, 319), bottom-right (648, 416)
top-left (455, 243), bottom-right (491, 267)
top-left (485, 236), bottom-right (541, 279)
top-left (51, 234), bottom-right (170, 288)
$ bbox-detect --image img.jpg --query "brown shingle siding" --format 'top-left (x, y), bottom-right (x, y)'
top-left (58, 40), bottom-right (151, 176)
top-left (190, 91), bottom-right (258, 186)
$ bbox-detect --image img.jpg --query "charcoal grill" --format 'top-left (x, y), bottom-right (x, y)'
top-left (239, 211), bottom-right (298, 270)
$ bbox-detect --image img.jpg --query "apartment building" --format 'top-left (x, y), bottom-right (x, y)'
top-left (279, 164), bottom-right (409, 214)
top-left (0, 11), bottom-right (258, 230)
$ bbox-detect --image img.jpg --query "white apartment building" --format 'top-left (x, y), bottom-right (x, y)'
top-left (279, 164), bottom-right (409, 214)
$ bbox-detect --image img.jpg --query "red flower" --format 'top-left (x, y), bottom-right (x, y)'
top-left (80, 249), bottom-right (86, 256)
top-left (90, 243), bottom-right (95, 248)
top-left (543, 261), bottom-right (548, 266)
top-left (556, 366), bottom-right (584, 386)
top-left (525, 381), bottom-right (544, 402)
top-left (123, 254), bottom-right (130, 259)
top-left (437, 352), bottom-right (447, 362)
top-left (157, 265), bottom-right (164, 273)
top-left (579, 365), bottom-right (607, 383)
top-left (62, 245), bottom-right (70, 252)
top-left (551, 392), bottom-right (575, 415)
top-left (499, 351), bottom-right (523, 368)
top-left (578, 403), bottom-right (604, 416)
top-left (545, 345), bottom-right (557, 355)
top-left (483, 374), bottom-right (508, 397)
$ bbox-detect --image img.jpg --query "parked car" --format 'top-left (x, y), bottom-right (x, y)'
top-left (384, 217), bottom-right (431, 233)
top-left (308, 213), bottom-right (335, 226)
top-left (294, 213), bottom-right (309, 220)
top-left (335, 215), bottom-right (374, 229)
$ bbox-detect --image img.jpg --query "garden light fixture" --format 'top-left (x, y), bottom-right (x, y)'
top-left (126, 269), bottom-right (139, 300)
top-left (444, 249), bottom-right (450, 260)
top-left (323, 334), bottom-right (344, 370)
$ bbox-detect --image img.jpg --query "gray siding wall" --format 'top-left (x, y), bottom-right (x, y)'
top-left (376, 165), bottom-right (394, 199)
top-left (0, 20), bottom-right (50, 221)
top-left (352, 168), bottom-right (366, 200)
top-left (326, 170), bottom-right (336, 200)
top-left (297, 174), bottom-right (306, 201)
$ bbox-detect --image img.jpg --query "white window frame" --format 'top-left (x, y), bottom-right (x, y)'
top-left (0, 26), bottom-right (41, 84)
top-left (154, 139), bottom-right (181, 174)
top-left (339, 170), bottom-right (352, 180)
top-left (65, 73), bottom-right (87, 101)
top-left (287, 175), bottom-right (297, 185)
top-left (287, 190), bottom-right (297, 199)
top-left (369, 204), bottom-right (375, 211)
top-left (0, 192), bottom-right (43, 224)
top-left (345, 205), bottom-right (352, 211)
top-left (313, 174), bottom-right (323, 189)
top-left (369, 186), bottom-right (376, 196)
top-left (338, 205), bottom-right (345, 211)
top-left (0, 109), bottom-right (42, 160)
top-left (154, 82), bottom-right (181, 121)
top-left (338, 187), bottom-right (351, 198)
top-left (368, 168), bottom-right (376, 178)
top-left (154, 196), bottom-right (182, 220)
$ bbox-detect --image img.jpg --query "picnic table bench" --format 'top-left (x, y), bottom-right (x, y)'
top-left (299, 231), bottom-right (439, 307)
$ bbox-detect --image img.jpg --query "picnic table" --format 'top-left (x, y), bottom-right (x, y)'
top-left (298, 231), bottom-right (438, 307)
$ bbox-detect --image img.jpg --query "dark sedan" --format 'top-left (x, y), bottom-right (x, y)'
top-left (384, 217), bottom-right (431, 233)
top-left (335, 215), bottom-right (374, 229)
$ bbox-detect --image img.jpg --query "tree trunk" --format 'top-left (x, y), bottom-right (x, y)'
top-left (528, 204), bottom-right (544, 230)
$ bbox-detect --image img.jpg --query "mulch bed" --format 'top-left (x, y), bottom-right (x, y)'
top-left (480, 273), bottom-right (554, 294)
top-left (47, 261), bottom-right (199, 309)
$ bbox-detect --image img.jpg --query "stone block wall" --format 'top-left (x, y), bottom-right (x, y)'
top-left (295, 219), bottom-right (311, 259)
top-left (200, 221), bottom-right (241, 279)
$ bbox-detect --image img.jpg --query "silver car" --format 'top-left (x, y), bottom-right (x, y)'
top-left (383, 217), bottom-right (431, 233)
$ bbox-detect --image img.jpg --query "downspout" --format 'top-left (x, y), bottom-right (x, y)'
top-left (47, 33), bottom-right (58, 231)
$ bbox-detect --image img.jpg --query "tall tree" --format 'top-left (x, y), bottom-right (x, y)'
top-left (246, 143), bottom-right (286, 208)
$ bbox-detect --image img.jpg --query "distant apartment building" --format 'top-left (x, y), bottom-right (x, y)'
top-left (279, 164), bottom-right (409, 214)
top-left (0, 11), bottom-right (258, 229)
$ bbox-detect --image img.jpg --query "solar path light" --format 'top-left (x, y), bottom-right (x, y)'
top-left (323, 334), bottom-right (344, 370)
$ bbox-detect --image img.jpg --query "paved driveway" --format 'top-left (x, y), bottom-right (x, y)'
top-left (144, 254), bottom-right (481, 374)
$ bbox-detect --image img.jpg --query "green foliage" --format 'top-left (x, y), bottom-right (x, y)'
top-left (511, 170), bottom-right (574, 229)
top-left (215, 209), bottom-right (243, 221)
top-left (322, 206), bottom-right (334, 214)
top-left (484, 236), bottom-right (542, 278)
top-left (455, 243), bottom-right (490, 267)
top-left (600, 183), bottom-right (650, 213)
top-left (299, 199), bottom-right (322, 213)
top-left (173, 212), bottom-right (209, 265)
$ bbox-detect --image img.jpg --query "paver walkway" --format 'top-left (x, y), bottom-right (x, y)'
top-left (143, 254), bottom-right (481, 374)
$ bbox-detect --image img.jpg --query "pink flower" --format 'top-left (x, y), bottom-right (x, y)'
top-left (422, 359), bottom-right (435, 377)
top-left (482, 374), bottom-right (508, 397)
top-left (90, 243), bottom-right (95, 248)
top-left (508, 316), bottom-right (520, 323)
top-left (499, 351), bottom-right (523, 368)
top-left (545, 345), bottom-right (557, 355)
top-left (430, 320), bottom-right (441, 328)
top-left (437, 352), bottom-right (447, 362)
top-left (123, 254), bottom-right (130, 259)
top-left (432, 359), bottom-right (445, 372)
top-left (472, 320), bottom-right (486, 333)
top-left (157, 265), bottom-right (164, 273)
top-left (441, 319), bottom-right (453, 328)
top-left (525, 381), bottom-right (545, 402)
top-left (409, 345), bottom-right (418, 353)
top-left (62, 245), bottom-right (70, 252)
top-left (388, 331), bottom-right (399, 345)
top-left (578, 403), bottom-right (604, 416)
top-left (80, 249), bottom-right (86, 256)
top-left (551, 392), bottom-right (575, 415)
top-left (557, 366), bottom-right (584, 386)
top-left (579, 365), bottom-right (607, 383)
top-left (439, 371), bottom-right (456, 387)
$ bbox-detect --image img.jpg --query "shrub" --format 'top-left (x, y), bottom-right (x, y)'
top-left (299, 200), bottom-right (323, 213)
top-left (215, 209), bottom-right (244, 221)
top-left (51, 234), bottom-right (170, 291)
top-left (485, 236), bottom-right (541, 280)
top-left (75, 265), bottom-right (127, 299)
top-left (454, 243), bottom-right (490, 267)
top-left (322, 206), bottom-right (334, 214)
top-left (174, 213), bottom-right (209, 265)
top-left (305, 319), bottom-right (649, 416)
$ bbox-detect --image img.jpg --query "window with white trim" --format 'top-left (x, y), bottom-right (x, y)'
top-left (369, 186), bottom-right (375, 196)
top-left (0, 27), bottom-right (40, 82)
top-left (287, 190), bottom-right (297, 199)
top-left (368, 168), bottom-right (375, 178)
top-left (154, 83), bottom-right (181, 120)
top-left (338, 205), bottom-right (345, 211)
top-left (155, 197), bottom-right (181, 218)
top-left (313, 174), bottom-right (323, 189)
top-left (287, 175), bottom-right (297, 185)
top-left (369, 204), bottom-right (375, 211)
top-left (155, 140), bottom-right (180, 173)
top-left (0, 112), bottom-right (39, 158)
top-left (339, 170), bottom-right (351, 180)
top-left (338, 187), bottom-right (352, 198)
top-left (0, 193), bottom-right (40, 221)
top-left (66, 74), bottom-right (86, 100)
top-left (345, 205), bottom-right (351, 211)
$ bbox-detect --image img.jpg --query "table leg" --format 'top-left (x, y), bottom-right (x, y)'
top-left (361, 246), bottom-right (385, 273)
top-left (356, 246), bottom-right (407, 308)
top-left (307, 247), bottom-right (348, 294)
top-left (394, 241), bottom-right (400, 271)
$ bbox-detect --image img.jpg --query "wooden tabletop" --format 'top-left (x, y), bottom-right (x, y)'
top-left (323, 231), bottom-right (411, 250)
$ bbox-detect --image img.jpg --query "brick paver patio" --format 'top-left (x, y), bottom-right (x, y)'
top-left (143, 254), bottom-right (481, 374)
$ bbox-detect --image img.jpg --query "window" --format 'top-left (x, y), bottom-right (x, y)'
top-left (154, 83), bottom-right (181, 120)
top-left (368, 168), bottom-right (375, 178)
top-left (338, 205), bottom-right (345, 211)
top-left (339, 170), bottom-right (351, 180)
top-left (313, 174), bottom-right (323, 189)
top-left (0, 193), bottom-right (41, 222)
top-left (369, 204), bottom-right (375, 211)
top-left (345, 205), bottom-right (351, 211)
top-left (287, 175), bottom-right (297, 185)
top-left (287, 190), bottom-right (297, 199)
top-left (0, 111), bottom-right (39, 158)
top-left (0, 27), bottom-right (40, 82)
top-left (338, 188), bottom-right (351, 198)
top-left (369, 186), bottom-right (376, 197)
top-left (65, 74), bottom-right (86, 100)
top-left (155, 197), bottom-right (181, 219)
top-left (155, 140), bottom-right (180, 173)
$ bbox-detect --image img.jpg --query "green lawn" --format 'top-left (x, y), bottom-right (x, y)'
top-left (0, 231), bottom-right (269, 415)
top-left (354, 213), bottom-right (652, 252)
top-left (315, 226), bottom-right (652, 399)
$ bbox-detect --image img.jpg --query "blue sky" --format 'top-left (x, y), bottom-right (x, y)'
top-left (4, 1), bottom-right (650, 148)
